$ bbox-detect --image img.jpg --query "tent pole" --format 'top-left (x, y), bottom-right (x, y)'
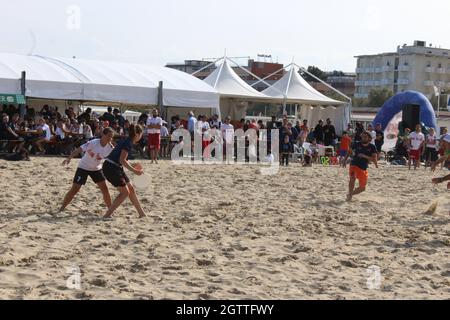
top-left (227, 57), bottom-right (286, 97)
top-left (158, 81), bottom-right (164, 120)
top-left (191, 57), bottom-right (223, 76)
top-left (250, 63), bottom-right (292, 88)
top-left (20, 71), bottom-right (26, 118)
top-left (298, 65), bottom-right (351, 103)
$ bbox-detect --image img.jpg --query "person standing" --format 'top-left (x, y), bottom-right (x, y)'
top-left (314, 120), bottom-right (324, 145)
top-left (323, 118), bottom-right (336, 147)
top-left (146, 109), bottom-right (163, 164)
top-left (375, 123), bottom-right (384, 160)
top-left (221, 116), bottom-right (234, 162)
top-left (408, 124), bottom-right (425, 170)
top-left (424, 128), bottom-right (439, 169)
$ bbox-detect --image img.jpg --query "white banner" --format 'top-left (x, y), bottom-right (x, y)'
top-left (382, 111), bottom-right (403, 152)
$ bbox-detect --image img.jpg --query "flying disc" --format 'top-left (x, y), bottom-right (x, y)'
top-left (133, 173), bottom-right (151, 190)
top-left (133, 163), bottom-right (143, 171)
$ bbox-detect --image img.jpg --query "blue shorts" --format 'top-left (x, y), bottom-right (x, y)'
top-left (339, 150), bottom-right (349, 157)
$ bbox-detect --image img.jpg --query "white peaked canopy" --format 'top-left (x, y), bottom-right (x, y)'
top-left (0, 53), bottom-right (219, 111)
top-left (262, 65), bottom-right (345, 105)
top-left (204, 59), bottom-right (275, 101)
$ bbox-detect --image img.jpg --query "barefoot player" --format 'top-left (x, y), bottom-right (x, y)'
top-left (347, 131), bottom-right (378, 201)
top-left (60, 128), bottom-right (115, 212)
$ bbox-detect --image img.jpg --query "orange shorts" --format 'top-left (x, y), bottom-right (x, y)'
top-left (349, 165), bottom-right (369, 188)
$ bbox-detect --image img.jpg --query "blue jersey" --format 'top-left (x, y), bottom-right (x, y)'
top-left (107, 138), bottom-right (132, 164)
top-left (351, 142), bottom-right (377, 170)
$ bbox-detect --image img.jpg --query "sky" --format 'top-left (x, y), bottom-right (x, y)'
top-left (1, 0), bottom-right (449, 72)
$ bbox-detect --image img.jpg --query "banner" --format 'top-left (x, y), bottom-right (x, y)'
top-left (382, 111), bottom-right (403, 152)
top-left (0, 94), bottom-right (26, 105)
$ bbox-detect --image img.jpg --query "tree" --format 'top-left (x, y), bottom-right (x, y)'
top-left (368, 88), bottom-right (394, 108)
top-left (303, 66), bottom-right (328, 82)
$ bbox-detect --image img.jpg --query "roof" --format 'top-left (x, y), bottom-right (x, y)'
top-left (0, 53), bottom-right (219, 109)
top-left (262, 66), bottom-right (345, 105)
top-left (203, 59), bottom-right (276, 101)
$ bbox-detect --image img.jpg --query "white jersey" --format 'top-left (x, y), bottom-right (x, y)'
top-left (409, 132), bottom-right (425, 150)
top-left (78, 139), bottom-right (114, 171)
top-left (146, 117), bottom-right (163, 134)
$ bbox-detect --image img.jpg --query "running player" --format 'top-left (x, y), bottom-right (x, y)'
top-left (347, 131), bottom-right (378, 201)
top-left (60, 127), bottom-right (115, 212)
top-left (102, 124), bottom-right (146, 219)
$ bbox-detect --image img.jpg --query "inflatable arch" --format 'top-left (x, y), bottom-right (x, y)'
top-left (372, 91), bottom-right (437, 130)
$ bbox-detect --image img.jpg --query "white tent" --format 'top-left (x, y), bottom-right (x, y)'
top-left (0, 53), bottom-right (220, 113)
top-left (262, 65), bottom-right (345, 106)
top-left (203, 59), bottom-right (278, 120)
top-left (262, 64), bottom-right (350, 135)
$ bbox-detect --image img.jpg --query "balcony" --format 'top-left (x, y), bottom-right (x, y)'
top-left (436, 68), bottom-right (446, 74)
top-left (380, 79), bottom-right (392, 85)
top-left (424, 80), bottom-right (435, 86)
top-left (425, 67), bottom-right (434, 73)
top-left (354, 93), bottom-right (369, 99)
top-left (382, 66), bottom-right (394, 72)
top-left (397, 79), bottom-right (409, 85)
top-left (398, 65), bottom-right (410, 72)
top-left (355, 80), bottom-right (365, 86)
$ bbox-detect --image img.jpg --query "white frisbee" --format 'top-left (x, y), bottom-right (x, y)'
top-left (133, 173), bottom-right (151, 191)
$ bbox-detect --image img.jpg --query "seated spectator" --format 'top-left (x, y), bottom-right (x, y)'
top-left (34, 118), bottom-right (53, 155)
top-left (0, 114), bottom-right (24, 152)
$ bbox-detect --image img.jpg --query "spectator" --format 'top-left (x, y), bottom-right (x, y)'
top-left (221, 116), bottom-right (234, 161)
top-left (314, 120), bottom-right (324, 144)
top-left (160, 122), bottom-right (170, 159)
top-left (375, 123), bottom-right (384, 160)
top-left (187, 111), bottom-right (197, 139)
top-left (34, 118), bottom-right (53, 155)
top-left (146, 109), bottom-right (163, 164)
top-left (0, 114), bottom-right (24, 152)
top-left (113, 108), bottom-right (126, 128)
top-left (323, 118), bottom-right (336, 147)
top-left (101, 107), bottom-right (116, 124)
top-left (367, 124), bottom-right (377, 147)
top-left (424, 127), bottom-right (439, 169)
top-left (280, 134), bottom-right (293, 166)
top-left (78, 107), bottom-right (92, 123)
top-left (209, 114), bottom-right (222, 130)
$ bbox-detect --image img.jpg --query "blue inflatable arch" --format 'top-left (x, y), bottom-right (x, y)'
top-left (372, 90), bottom-right (437, 130)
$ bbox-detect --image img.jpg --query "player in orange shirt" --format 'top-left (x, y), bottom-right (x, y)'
top-left (339, 131), bottom-right (352, 168)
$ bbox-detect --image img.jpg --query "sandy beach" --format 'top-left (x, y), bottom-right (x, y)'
top-left (0, 157), bottom-right (449, 300)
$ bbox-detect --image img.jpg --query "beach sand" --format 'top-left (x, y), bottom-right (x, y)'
top-left (0, 158), bottom-right (449, 300)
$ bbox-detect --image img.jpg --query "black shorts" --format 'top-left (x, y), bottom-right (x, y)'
top-left (424, 147), bottom-right (438, 162)
top-left (73, 168), bottom-right (106, 185)
top-left (102, 160), bottom-right (130, 188)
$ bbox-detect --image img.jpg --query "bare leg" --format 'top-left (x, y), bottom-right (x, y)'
top-left (97, 181), bottom-right (112, 209)
top-left (60, 183), bottom-right (82, 212)
top-left (126, 183), bottom-right (146, 218)
top-left (103, 186), bottom-right (129, 218)
top-left (347, 176), bottom-right (356, 201)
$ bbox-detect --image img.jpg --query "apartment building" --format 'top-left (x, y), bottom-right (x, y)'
top-left (355, 41), bottom-right (450, 101)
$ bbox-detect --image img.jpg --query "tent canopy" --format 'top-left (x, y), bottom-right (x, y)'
top-left (203, 59), bottom-right (277, 102)
top-left (0, 53), bottom-right (219, 110)
top-left (262, 65), bottom-right (345, 106)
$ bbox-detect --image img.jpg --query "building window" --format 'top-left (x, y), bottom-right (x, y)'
top-left (426, 61), bottom-right (432, 67)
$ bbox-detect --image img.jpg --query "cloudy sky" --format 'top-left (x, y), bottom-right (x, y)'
top-left (1, 0), bottom-right (449, 72)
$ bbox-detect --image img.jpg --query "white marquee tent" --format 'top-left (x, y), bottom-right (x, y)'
top-left (262, 64), bottom-right (350, 135)
top-left (0, 53), bottom-right (220, 114)
top-left (262, 65), bottom-right (345, 106)
top-left (203, 58), bottom-right (279, 120)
